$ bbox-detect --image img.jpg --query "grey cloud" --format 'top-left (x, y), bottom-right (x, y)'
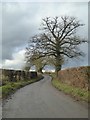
top-left (2, 3), bottom-right (40, 60)
top-left (1, 2), bottom-right (88, 69)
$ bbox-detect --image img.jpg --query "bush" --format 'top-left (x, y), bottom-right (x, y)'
top-left (58, 66), bottom-right (89, 89)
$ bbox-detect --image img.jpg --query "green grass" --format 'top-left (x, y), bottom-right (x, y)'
top-left (0, 75), bottom-right (43, 99)
top-left (51, 76), bottom-right (89, 102)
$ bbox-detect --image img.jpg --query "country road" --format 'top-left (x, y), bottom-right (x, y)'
top-left (2, 75), bottom-right (88, 118)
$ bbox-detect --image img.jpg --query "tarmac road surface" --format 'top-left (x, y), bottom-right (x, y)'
top-left (2, 75), bottom-right (88, 118)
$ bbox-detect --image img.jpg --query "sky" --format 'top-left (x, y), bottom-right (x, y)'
top-left (0, 1), bottom-right (89, 71)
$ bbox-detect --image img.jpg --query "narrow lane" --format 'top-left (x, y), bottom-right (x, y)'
top-left (3, 75), bottom-right (88, 118)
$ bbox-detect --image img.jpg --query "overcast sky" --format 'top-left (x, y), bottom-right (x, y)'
top-left (0, 1), bottom-right (88, 70)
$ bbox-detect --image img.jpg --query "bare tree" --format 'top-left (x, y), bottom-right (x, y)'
top-left (28, 52), bottom-right (46, 73)
top-left (22, 62), bottom-right (31, 72)
top-left (26, 16), bottom-right (87, 75)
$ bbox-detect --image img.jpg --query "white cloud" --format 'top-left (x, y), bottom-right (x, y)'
top-left (2, 49), bottom-right (26, 70)
top-left (0, 64), bottom-right (2, 68)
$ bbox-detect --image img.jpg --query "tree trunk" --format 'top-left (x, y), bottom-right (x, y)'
top-left (38, 67), bottom-right (43, 73)
top-left (55, 64), bottom-right (61, 77)
top-left (55, 55), bottom-right (62, 77)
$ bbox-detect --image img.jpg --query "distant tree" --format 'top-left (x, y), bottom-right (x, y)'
top-left (26, 52), bottom-right (46, 73)
top-left (26, 16), bottom-right (87, 75)
top-left (23, 62), bottom-right (31, 72)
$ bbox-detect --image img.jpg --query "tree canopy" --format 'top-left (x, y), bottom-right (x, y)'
top-left (25, 16), bottom-right (87, 75)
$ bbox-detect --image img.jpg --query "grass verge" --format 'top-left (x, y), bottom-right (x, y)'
top-left (0, 75), bottom-right (43, 99)
top-left (51, 75), bottom-right (89, 102)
